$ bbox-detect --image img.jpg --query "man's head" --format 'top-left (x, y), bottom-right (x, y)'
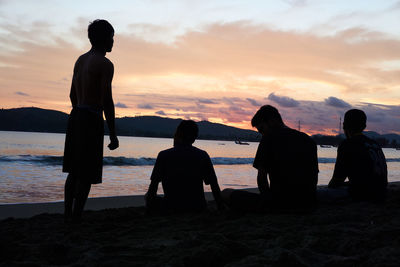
top-left (343, 109), bottom-right (367, 137)
top-left (88, 19), bottom-right (114, 52)
top-left (251, 105), bottom-right (284, 135)
top-left (174, 120), bottom-right (199, 146)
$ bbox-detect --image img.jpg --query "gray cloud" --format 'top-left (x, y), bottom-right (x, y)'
top-left (156, 110), bottom-right (166, 116)
top-left (246, 98), bottom-right (262, 107)
top-left (197, 98), bottom-right (218, 104)
top-left (267, 93), bottom-right (300, 108)
top-left (115, 102), bottom-right (128, 108)
top-left (15, 91), bottom-right (29, 96)
top-left (324, 96), bottom-right (351, 108)
top-left (138, 103), bottom-right (154, 109)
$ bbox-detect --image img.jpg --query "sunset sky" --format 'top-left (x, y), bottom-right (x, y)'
top-left (1, 0), bottom-right (399, 134)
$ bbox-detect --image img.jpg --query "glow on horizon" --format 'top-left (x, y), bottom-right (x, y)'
top-left (1, 0), bottom-right (400, 135)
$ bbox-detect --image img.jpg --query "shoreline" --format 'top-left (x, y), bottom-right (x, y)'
top-left (1, 183), bottom-right (399, 221)
top-left (0, 189), bottom-right (260, 220)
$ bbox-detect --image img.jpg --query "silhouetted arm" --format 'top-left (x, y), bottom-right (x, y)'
top-left (257, 169), bottom-right (269, 195)
top-left (69, 81), bottom-right (77, 108)
top-left (145, 179), bottom-right (159, 205)
top-left (328, 145), bottom-right (347, 188)
top-left (102, 60), bottom-right (118, 150)
top-left (146, 152), bottom-right (163, 205)
top-left (328, 173), bottom-right (347, 188)
top-left (203, 153), bottom-right (225, 210)
top-left (210, 181), bottom-right (224, 210)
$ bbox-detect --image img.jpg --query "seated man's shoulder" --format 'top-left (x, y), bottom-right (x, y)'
top-left (190, 146), bottom-right (210, 158)
top-left (159, 147), bottom-right (175, 156)
top-left (343, 135), bottom-right (372, 150)
top-left (284, 128), bottom-right (315, 146)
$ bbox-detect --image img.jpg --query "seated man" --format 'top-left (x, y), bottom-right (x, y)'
top-left (328, 109), bottom-right (387, 202)
top-left (222, 105), bottom-right (319, 212)
top-left (145, 120), bottom-right (224, 213)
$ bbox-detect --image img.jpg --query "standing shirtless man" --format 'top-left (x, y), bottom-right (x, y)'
top-left (63, 19), bottom-right (119, 222)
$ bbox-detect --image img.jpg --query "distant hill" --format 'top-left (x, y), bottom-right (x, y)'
top-left (116, 116), bottom-right (260, 141)
top-left (1, 107), bottom-right (399, 146)
top-left (0, 107), bottom-right (68, 133)
top-left (0, 107), bottom-right (260, 141)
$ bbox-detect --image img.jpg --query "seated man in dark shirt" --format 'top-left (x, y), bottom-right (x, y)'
top-left (145, 120), bottom-right (224, 213)
top-left (328, 109), bottom-right (387, 202)
top-left (222, 105), bottom-right (319, 212)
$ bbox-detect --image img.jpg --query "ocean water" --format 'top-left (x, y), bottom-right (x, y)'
top-left (0, 131), bottom-right (399, 204)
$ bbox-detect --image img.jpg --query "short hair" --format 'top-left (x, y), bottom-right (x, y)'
top-left (88, 19), bottom-right (114, 47)
top-left (251, 105), bottom-right (283, 127)
top-left (175, 120), bottom-right (199, 144)
top-left (344, 109), bottom-right (367, 133)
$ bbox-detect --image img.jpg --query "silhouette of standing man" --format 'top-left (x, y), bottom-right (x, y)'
top-left (63, 19), bottom-right (119, 222)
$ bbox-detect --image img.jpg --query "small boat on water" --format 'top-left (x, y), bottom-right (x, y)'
top-left (320, 144), bottom-right (332, 148)
top-left (235, 139), bottom-right (249, 145)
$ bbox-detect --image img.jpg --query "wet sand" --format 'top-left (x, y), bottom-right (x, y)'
top-left (1, 183), bottom-right (400, 266)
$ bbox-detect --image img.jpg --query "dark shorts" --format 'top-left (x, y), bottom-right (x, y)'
top-left (63, 107), bottom-right (104, 184)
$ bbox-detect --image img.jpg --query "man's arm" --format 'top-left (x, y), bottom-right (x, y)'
top-left (210, 180), bottom-right (225, 210)
top-left (69, 65), bottom-right (77, 108)
top-left (145, 179), bottom-right (159, 203)
top-left (328, 145), bottom-right (347, 188)
top-left (203, 153), bottom-right (225, 210)
top-left (145, 153), bottom-right (163, 206)
top-left (257, 168), bottom-right (269, 195)
top-left (102, 60), bottom-right (118, 150)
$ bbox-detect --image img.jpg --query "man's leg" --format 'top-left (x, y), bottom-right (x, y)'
top-left (221, 188), bottom-right (263, 212)
top-left (72, 179), bottom-right (92, 220)
top-left (145, 195), bottom-right (165, 215)
top-left (317, 186), bottom-right (350, 204)
top-left (64, 173), bottom-right (76, 221)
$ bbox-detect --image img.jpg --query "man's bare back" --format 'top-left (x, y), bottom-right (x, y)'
top-left (71, 50), bottom-right (114, 110)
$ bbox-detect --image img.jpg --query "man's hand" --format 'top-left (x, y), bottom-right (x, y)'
top-left (108, 135), bottom-right (119, 150)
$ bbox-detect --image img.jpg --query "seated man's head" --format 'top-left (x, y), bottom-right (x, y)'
top-left (343, 109), bottom-right (367, 138)
top-left (174, 120), bottom-right (199, 146)
top-left (88, 19), bottom-right (114, 52)
top-left (251, 105), bottom-right (284, 136)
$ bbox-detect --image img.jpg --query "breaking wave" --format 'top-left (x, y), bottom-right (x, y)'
top-left (1, 155), bottom-right (399, 166)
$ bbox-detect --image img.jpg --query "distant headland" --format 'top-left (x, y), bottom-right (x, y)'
top-left (0, 107), bottom-right (399, 147)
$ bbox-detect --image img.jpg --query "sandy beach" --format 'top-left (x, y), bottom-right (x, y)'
top-left (1, 183), bottom-right (400, 267)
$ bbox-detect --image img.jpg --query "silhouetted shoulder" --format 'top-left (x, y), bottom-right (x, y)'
top-left (278, 127), bottom-right (315, 146)
top-left (73, 54), bottom-right (86, 72)
top-left (158, 145), bottom-right (209, 159)
top-left (101, 56), bottom-right (113, 69)
top-left (192, 146), bottom-right (209, 156)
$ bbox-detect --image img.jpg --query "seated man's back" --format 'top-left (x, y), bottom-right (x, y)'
top-left (151, 144), bottom-right (216, 211)
top-left (332, 134), bottom-right (387, 201)
top-left (146, 120), bottom-right (223, 213)
top-left (254, 126), bottom-right (318, 209)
